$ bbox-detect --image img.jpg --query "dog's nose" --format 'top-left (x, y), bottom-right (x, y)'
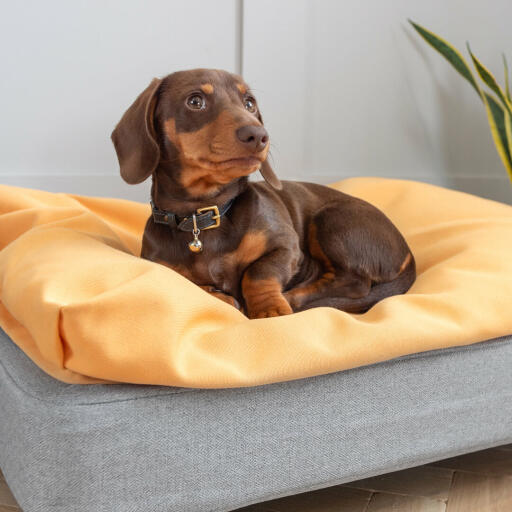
top-left (236, 125), bottom-right (269, 152)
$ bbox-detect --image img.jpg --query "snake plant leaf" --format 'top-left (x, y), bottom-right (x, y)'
top-left (467, 45), bottom-right (512, 115)
top-left (409, 20), bottom-right (479, 95)
top-left (503, 54), bottom-right (511, 102)
top-left (482, 92), bottom-right (512, 181)
top-left (505, 109), bottom-right (512, 182)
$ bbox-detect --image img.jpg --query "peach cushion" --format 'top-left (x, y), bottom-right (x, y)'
top-left (1, 178), bottom-right (511, 387)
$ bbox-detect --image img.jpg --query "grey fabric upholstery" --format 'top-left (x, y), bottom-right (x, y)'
top-left (1, 327), bottom-right (511, 512)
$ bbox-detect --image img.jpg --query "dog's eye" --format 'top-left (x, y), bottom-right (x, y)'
top-left (244, 97), bottom-right (257, 113)
top-left (186, 94), bottom-right (206, 110)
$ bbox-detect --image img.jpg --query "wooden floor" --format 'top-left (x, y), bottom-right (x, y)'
top-left (237, 445), bottom-right (512, 512)
top-left (1, 445), bottom-right (511, 511)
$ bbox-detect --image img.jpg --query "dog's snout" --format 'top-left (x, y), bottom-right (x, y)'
top-left (236, 125), bottom-right (269, 152)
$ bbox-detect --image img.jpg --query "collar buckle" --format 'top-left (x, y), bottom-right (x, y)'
top-left (196, 205), bottom-right (220, 230)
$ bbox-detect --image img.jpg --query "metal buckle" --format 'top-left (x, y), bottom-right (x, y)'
top-left (196, 205), bottom-right (220, 230)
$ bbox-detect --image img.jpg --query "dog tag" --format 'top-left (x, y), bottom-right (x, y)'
top-left (188, 234), bottom-right (203, 253)
top-left (188, 214), bottom-right (203, 253)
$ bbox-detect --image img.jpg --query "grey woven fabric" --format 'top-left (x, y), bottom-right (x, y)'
top-left (1, 327), bottom-right (511, 512)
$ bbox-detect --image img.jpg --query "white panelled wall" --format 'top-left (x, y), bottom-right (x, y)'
top-left (0, 0), bottom-right (240, 201)
top-left (1, 0), bottom-right (511, 203)
top-left (243, 0), bottom-right (512, 203)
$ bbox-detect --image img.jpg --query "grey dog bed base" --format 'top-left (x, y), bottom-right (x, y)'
top-left (1, 328), bottom-right (512, 512)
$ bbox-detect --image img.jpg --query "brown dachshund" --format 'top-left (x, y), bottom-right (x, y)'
top-left (112, 69), bottom-right (415, 319)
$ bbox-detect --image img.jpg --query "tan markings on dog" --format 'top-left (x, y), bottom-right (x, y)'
top-left (200, 83), bottom-right (214, 94)
top-left (285, 223), bottom-right (336, 307)
top-left (398, 252), bottom-right (412, 275)
top-left (286, 273), bottom-right (336, 303)
top-left (178, 165), bottom-right (224, 196)
top-left (163, 118), bottom-right (178, 145)
top-left (162, 118), bottom-right (224, 195)
top-left (236, 83), bottom-right (247, 94)
top-left (173, 110), bottom-right (266, 196)
top-left (308, 223), bottom-right (335, 274)
top-left (224, 231), bottom-right (267, 268)
top-left (178, 110), bottom-right (244, 159)
top-left (242, 275), bottom-right (293, 318)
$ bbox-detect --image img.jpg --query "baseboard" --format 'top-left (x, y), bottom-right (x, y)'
top-left (0, 175), bottom-right (151, 203)
top-left (1, 173), bottom-right (510, 205)
top-left (282, 174), bottom-right (512, 205)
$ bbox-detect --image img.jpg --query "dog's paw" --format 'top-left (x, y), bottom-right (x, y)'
top-left (247, 297), bottom-right (293, 319)
top-left (283, 289), bottom-right (302, 309)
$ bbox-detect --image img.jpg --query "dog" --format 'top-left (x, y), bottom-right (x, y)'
top-left (111, 69), bottom-right (415, 319)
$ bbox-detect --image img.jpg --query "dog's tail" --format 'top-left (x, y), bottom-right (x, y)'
top-left (298, 258), bottom-right (416, 314)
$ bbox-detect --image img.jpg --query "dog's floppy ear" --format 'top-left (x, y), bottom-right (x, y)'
top-left (256, 110), bottom-right (282, 190)
top-left (111, 78), bottom-right (163, 184)
top-left (259, 159), bottom-right (282, 190)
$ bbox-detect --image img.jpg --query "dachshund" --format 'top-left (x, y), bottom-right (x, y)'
top-left (111, 69), bottom-right (415, 319)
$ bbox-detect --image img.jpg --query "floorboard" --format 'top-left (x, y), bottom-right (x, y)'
top-left (342, 466), bottom-right (453, 500)
top-left (366, 492), bottom-right (446, 512)
top-left (431, 447), bottom-right (512, 476)
top-left (446, 471), bottom-right (512, 512)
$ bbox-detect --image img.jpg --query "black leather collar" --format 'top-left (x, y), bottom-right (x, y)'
top-left (150, 198), bottom-right (234, 232)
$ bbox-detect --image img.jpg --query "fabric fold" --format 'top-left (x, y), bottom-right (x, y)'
top-left (0, 178), bottom-right (511, 388)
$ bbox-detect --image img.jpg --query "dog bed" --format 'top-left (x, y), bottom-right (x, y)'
top-left (0, 177), bottom-right (512, 387)
top-left (1, 327), bottom-right (512, 511)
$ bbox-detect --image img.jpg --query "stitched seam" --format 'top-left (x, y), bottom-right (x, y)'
top-left (387, 335), bottom-right (512, 363)
top-left (0, 356), bottom-right (196, 406)
top-left (0, 335), bottom-right (511, 406)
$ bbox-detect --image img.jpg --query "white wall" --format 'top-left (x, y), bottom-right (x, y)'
top-left (1, 0), bottom-right (511, 203)
top-left (0, 0), bottom-right (240, 201)
top-left (243, 0), bottom-right (512, 204)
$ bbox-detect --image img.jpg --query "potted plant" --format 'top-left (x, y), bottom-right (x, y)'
top-left (410, 20), bottom-right (512, 183)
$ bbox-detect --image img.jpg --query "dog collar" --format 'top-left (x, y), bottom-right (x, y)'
top-left (151, 199), bottom-right (234, 231)
top-left (150, 199), bottom-right (234, 253)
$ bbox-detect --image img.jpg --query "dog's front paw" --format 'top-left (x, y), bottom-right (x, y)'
top-left (242, 275), bottom-right (293, 318)
top-left (247, 296), bottom-right (293, 319)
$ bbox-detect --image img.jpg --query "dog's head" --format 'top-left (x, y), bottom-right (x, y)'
top-left (111, 69), bottom-right (281, 199)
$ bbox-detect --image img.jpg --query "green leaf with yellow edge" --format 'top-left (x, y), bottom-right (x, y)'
top-left (482, 92), bottom-right (512, 181)
top-left (410, 20), bottom-right (512, 183)
top-left (503, 54), bottom-right (511, 102)
top-left (467, 44), bottom-right (512, 115)
top-left (408, 20), bottom-right (479, 95)
top-left (505, 108), bottom-right (512, 182)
